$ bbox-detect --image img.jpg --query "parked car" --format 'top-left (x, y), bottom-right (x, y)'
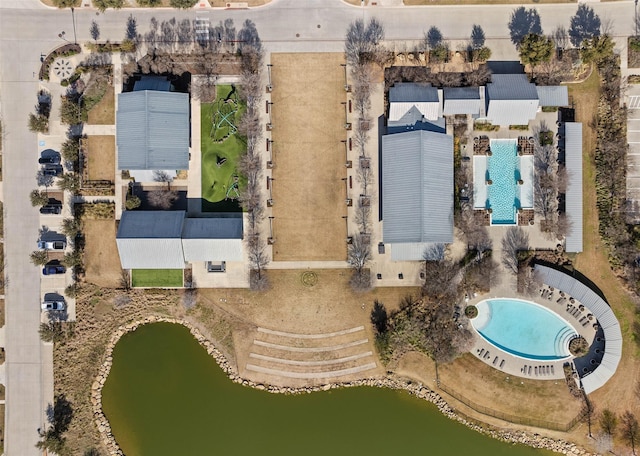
top-left (41, 300), bottom-right (65, 311)
top-left (37, 240), bottom-right (66, 250)
top-left (39, 156), bottom-right (60, 165)
top-left (39, 205), bottom-right (62, 215)
top-left (42, 265), bottom-right (66, 275)
top-left (42, 165), bottom-right (63, 177)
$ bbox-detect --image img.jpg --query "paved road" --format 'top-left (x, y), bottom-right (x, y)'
top-left (0, 18), bottom-right (49, 456)
top-left (0, 0), bottom-right (635, 454)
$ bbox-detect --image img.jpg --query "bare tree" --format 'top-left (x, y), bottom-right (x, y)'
top-left (147, 189), bottom-right (178, 209)
top-left (501, 227), bottom-right (529, 274)
top-left (622, 411), bottom-right (639, 455)
top-left (152, 170), bottom-right (173, 189)
top-left (552, 25), bottom-right (568, 50)
top-left (247, 234), bottom-right (269, 291)
top-left (120, 269), bottom-right (131, 291)
top-left (422, 245), bottom-right (460, 299)
top-left (600, 409), bottom-right (618, 437)
top-left (348, 233), bottom-right (372, 292)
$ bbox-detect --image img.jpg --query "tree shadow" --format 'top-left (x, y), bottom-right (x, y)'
top-left (569, 4), bottom-right (601, 48)
top-left (508, 7), bottom-right (542, 47)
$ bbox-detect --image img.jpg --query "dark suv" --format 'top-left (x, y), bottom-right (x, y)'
top-left (43, 264), bottom-right (66, 275)
top-left (40, 205), bottom-right (62, 215)
top-left (39, 155), bottom-right (61, 165)
top-left (42, 165), bottom-right (63, 177)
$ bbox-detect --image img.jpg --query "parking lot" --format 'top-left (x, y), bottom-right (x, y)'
top-left (627, 88), bottom-right (640, 221)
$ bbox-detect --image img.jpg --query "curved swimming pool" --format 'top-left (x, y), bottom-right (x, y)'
top-left (471, 298), bottom-right (577, 360)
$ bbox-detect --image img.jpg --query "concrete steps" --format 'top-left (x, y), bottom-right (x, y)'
top-left (244, 325), bottom-right (377, 382)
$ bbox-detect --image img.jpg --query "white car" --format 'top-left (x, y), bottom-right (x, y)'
top-left (41, 300), bottom-right (65, 311)
top-left (37, 240), bottom-right (66, 250)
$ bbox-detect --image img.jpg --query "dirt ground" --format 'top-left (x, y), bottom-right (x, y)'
top-left (86, 136), bottom-right (115, 182)
top-left (87, 86), bottom-right (115, 125)
top-left (83, 219), bottom-right (122, 288)
top-left (270, 53), bottom-right (347, 261)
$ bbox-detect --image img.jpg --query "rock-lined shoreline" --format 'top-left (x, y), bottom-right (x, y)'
top-left (92, 317), bottom-right (593, 456)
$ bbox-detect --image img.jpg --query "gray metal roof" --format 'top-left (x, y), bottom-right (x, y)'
top-left (485, 74), bottom-right (539, 126)
top-left (485, 99), bottom-right (539, 126)
top-left (534, 265), bottom-right (621, 395)
top-left (116, 211), bottom-right (186, 269)
top-left (389, 83), bottom-right (441, 121)
top-left (387, 106), bottom-right (446, 133)
top-left (181, 217), bottom-right (243, 240)
top-left (536, 86), bottom-right (569, 107)
top-left (443, 87), bottom-right (481, 115)
top-left (117, 211), bottom-right (185, 239)
top-left (487, 74), bottom-right (538, 100)
top-left (389, 83), bottom-right (438, 103)
top-left (382, 130), bottom-right (453, 246)
top-left (117, 91), bottom-right (190, 170)
top-left (182, 217), bottom-right (244, 261)
top-left (564, 123), bottom-right (583, 253)
top-left (116, 238), bottom-right (185, 269)
top-left (390, 242), bottom-right (443, 261)
top-left (133, 75), bottom-right (172, 92)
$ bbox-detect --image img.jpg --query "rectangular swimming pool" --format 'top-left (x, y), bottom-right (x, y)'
top-left (488, 139), bottom-right (519, 224)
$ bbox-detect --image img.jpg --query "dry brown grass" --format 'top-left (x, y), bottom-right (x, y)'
top-left (83, 219), bottom-right (122, 288)
top-left (87, 85), bottom-right (115, 125)
top-left (567, 70), bottom-right (640, 449)
top-left (270, 53), bottom-right (347, 261)
top-left (86, 136), bottom-right (115, 182)
top-left (199, 269), bottom-right (416, 334)
top-left (396, 352), bottom-right (583, 425)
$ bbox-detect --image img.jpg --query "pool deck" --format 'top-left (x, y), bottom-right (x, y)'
top-left (465, 282), bottom-right (596, 382)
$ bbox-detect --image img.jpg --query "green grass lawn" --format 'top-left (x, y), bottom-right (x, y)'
top-left (131, 269), bottom-right (183, 288)
top-left (201, 85), bottom-right (246, 213)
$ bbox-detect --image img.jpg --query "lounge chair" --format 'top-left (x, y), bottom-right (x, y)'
top-left (551, 365), bottom-right (555, 375)
top-left (534, 366), bottom-right (538, 375)
top-left (500, 359), bottom-right (505, 368)
top-left (493, 356), bottom-right (498, 365)
top-left (479, 348), bottom-right (485, 356)
top-left (528, 366), bottom-right (531, 375)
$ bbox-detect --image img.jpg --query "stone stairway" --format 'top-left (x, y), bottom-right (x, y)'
top-left (244, 325), bottom-right (377, 383)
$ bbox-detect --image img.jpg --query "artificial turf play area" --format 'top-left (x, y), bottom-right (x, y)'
top-left (201, 84), bottom-right (246, 212)
top-left (131, 269), bottom-right (183, 288)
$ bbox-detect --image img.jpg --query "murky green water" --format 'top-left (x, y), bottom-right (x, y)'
top-left (102, 322), bottom-right (557, 456)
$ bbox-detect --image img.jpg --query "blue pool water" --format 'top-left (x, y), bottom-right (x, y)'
top-left (488, 139), bottom-right (519, 225)
top-left (472, 298), bottom-right (577, 360)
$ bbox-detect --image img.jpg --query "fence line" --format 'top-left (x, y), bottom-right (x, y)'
top-left (438, 382), bottom-right (585, 432)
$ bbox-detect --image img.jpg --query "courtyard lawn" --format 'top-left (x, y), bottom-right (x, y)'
top-left (131, 269), bottom-right (183, 288)
top-left (201, 85), bottom-right (246, 212)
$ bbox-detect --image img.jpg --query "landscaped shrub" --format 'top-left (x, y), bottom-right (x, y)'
top-left (509, 125), bottom-right (529, 131)
top-left (569, 336), bottom-right (589, 357)
top-left (474, 122), bottom-right (500, 132)
top-left (464, 305), bottom-right (478, 319)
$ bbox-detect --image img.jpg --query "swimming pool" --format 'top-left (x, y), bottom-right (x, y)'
top-left (488, 139), bottom-right (519, 224)
top-left (471, 298), bottom-right (577, 361)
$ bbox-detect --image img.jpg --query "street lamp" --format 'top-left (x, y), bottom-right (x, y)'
top-left (266, 64), bottom-right (273, 92)
top-left (58, 31), bottom-right (70, 43)
top-left (267, 177), bottom-right (274, 206)
top-left (266, 139), bottom-right (274, 168)
top-left (633, 0), bottom-right (638, 38)
top-left (268, 216), bottom-right (275, 244)
top-left (340, 63), bottom-right (350, 92)
top-left (71, 7), bottom-right (77, 44)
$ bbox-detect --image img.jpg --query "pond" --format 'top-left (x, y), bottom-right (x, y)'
top-left (102, 322), bottom-right (557, 456)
